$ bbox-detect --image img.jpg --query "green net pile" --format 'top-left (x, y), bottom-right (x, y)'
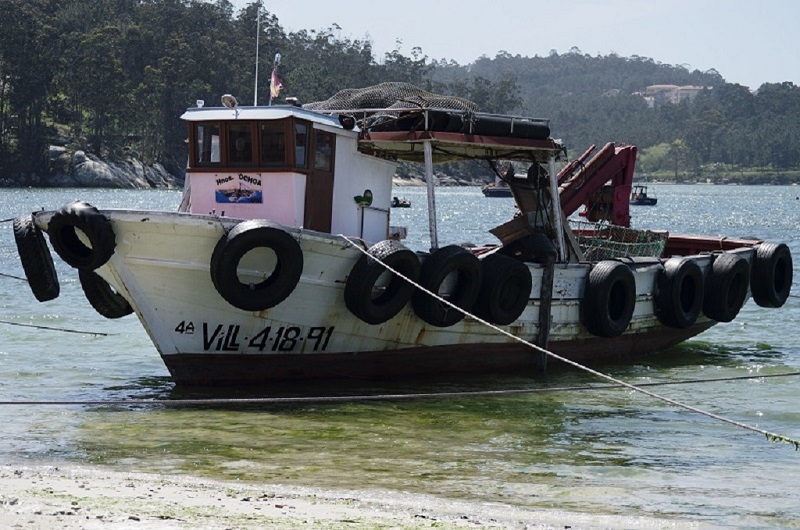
top-left (570, 220), bottom-right (667, 261)
top-left (303, 82), bottom-right (478, 112)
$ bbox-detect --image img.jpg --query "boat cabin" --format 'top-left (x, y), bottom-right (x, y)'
top-left (180, 103), bottom-right (397, 243)
top-left (180, 93), bottom-right (569, 255)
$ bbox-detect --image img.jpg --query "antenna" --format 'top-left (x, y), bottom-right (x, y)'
top-left (253, 0), bottom-right (262, 106)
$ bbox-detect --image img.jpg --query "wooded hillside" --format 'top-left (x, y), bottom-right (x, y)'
top-left (1, 0), bottom-right (798, 185)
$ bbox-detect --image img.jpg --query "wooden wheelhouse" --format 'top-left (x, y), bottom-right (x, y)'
top-left (180, 105), bottom-right (396, 243)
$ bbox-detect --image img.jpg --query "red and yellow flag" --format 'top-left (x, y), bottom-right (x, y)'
top-left (270, 68), bottom-right (283, 99)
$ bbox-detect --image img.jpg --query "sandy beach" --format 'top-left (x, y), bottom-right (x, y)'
top-left (0, 465), bottom-right (698, 529)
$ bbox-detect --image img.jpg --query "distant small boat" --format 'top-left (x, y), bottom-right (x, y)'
top-left (391, 196), bottom-right (411, 208)
top-left (630, 184), bottom-right (657, 205)
top-left (482, 179), bottom-right (512, 197)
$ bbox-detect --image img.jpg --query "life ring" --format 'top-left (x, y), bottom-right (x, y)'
top-left (47, 201), bottom-right (116, 270)
top-left (581, 260), bottom-right (636, 338)
top-left (473, 253), bottom-right (532, 325)
top-left (210, 220), bottom-right (303, 311)
top-left (12, 214), bottom-right (60, 302)
top-left (654, 257), bottom-right (704, 328)
top-left (750, 242), bottom-right (793, 308)
top-left (79, 269), bottom-right (133, 319)
top-left (412, 245), bottom-right (483, 327)
top-left (344, 240), bottom-right (420, 325)
top-left (702, 252), bottom-right (750, 322)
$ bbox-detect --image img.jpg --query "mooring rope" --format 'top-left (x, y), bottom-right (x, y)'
top-left (1, 371), bottom-right (799, 407)
top-left (0, 229), bottom-right (796, 448)
top-left (0, 319), bottom-right (113, 337)
top-left (340, 235), bottom-right (800, 450)
top-left (0, 271), bottom-right (28, 282)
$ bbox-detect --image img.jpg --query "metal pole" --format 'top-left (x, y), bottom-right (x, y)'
top-left (423, 141), bottom-right (439, 250)
top-left (548, 154), bottom-right (566, 262)
top-left (253, 0), bottom-right (261, 106)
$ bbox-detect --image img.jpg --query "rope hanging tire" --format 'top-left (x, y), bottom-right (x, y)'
top-left (654, 257), bottom-right (704, 329)
top-left (46, 201), bottom-right (116, 270)
top-left (581, 260), bottom-right (636, 338)
top-left (12, 214), bottom-right (60, 302)
top-left (702, 252), bottom-right (750, 322)
top-left (79, 269), bottom-right (134, 319)
top-left (344, 239), bottom-right (420, 325)
top-left (750, 242), bottom-right (793, 308)
top-left (412, 245), bottom-right (483, 328)
top-left (473, 253), bottom-right (532, 325)
top-left (210, 220), bottom-right (304, 312)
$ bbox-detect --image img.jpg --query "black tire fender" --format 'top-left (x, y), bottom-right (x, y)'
top-left (412, 245), bottom-right (483, 328)
top-left (79, 269), bottom-right (134, 319)
top-left (344, 240), bottom-right (420, 325)
top-left (474, 253), bottom-right (532, 325)
top-left (750, 242), bottom-right (793, 308)
top-left (581, 260), bottom-right (636, 338)
top-left (702, 253), bottom-right (750, 322)
top-left (47, 201), bottom-right (116, 270)
top-left (654, 257), bottom-right (704, 329)
top-left (210, 220), bottom-right (303, 311)
top-left (13, 214), bottom-right (60, 302)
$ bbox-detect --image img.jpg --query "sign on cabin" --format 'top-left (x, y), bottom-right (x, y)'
top-left (215, 174), bottom-right (264, 204)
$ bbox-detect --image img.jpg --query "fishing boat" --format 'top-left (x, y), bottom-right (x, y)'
top-left (630, 184), bottom-right (657, 205)
top-left (482, 177), bottom-right (513, 198)
top-left (12, 83), bottom-right (793, 386)
top-left (391, 196), bottom-right (411, 208)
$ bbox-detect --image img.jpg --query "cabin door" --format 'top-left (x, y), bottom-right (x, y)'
top-left (304, 130), bottom-right (335, 232)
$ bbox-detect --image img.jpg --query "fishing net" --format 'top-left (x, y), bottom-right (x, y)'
top-left (303, 82), bottom-right (550, 156)
top-left (303, 82), bottom-right (479, 112)
top-left (569, 219), bottom-right (667, 261)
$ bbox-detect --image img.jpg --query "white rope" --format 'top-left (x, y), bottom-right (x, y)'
top-left (341, 235), bottom-right (800, 450)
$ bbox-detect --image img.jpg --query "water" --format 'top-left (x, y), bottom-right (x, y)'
top-left (1, 185), bottom-right (799, 527)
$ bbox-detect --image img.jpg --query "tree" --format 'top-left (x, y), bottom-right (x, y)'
top-left (667, 139), bottom-right (689, 181)
top-left (72, 26), bottom-right (127, 153)
top-left (0, 0), bottom-right (60, 177)
top-left (1, 0), bottom-right (797, 185)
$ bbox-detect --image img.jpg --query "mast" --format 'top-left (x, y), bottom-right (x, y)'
top-left (253, 0), bottom-right (262, 106)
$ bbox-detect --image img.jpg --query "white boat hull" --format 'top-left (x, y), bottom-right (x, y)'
top-left (34, 209), bottom-right (742, 385)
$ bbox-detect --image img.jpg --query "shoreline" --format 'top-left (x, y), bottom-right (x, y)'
top-left (0, 465), bottom-right (699, 529)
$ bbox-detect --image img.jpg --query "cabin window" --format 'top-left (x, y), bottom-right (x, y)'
top-left (260, 122), bottom-right (286, 167)
top-left (294, 122), bottom-right (308, 169)
top-left (314, 131), bottom-right (334, 171)
top-left (188, 118), bottom-right (322, 171)
top-left (195, 123), bottom-right (220, 165)
top-left (228, 122), bottom-right (253, 166)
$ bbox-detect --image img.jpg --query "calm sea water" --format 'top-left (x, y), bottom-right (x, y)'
top-left (1, 185), bottom-right (799, 527)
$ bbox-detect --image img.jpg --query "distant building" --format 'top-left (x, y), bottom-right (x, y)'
top-left (640, 85), bottom-right (708, 108)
